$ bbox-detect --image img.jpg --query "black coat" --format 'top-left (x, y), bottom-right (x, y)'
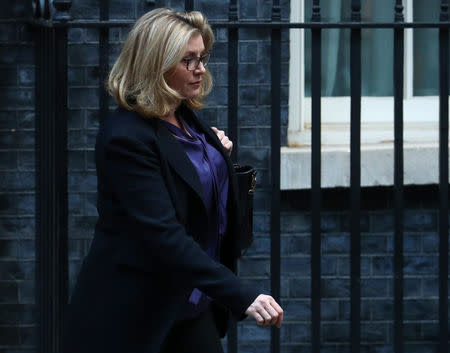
top-left (62, 105), bottom-right (259, 353)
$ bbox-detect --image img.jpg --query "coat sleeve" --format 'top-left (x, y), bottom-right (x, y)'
top-left (99, 134), bottom-right (258, 319)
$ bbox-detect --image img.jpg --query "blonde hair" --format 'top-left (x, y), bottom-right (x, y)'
top-left (107, 8), bottom-right (214, 117)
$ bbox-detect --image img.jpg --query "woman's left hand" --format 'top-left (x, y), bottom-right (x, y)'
top-left (211, 127), bottom-right (233, 156)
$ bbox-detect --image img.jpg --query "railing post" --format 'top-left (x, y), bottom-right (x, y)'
top-left (227, 2), bottom-right (239, 352)
top-left (99, 0), bottom-right (109, 122)
top-left (35, 1), bottom-right (71, 352)
top-left (310, 1), bottom-right (321, 353)
top-left (438, 2), bottom-right (449, 353)
top-left (350, 1), bottom-right (361, 352)
top-left (270, 1), bottom-right (281, 353)
top-left (228, 0), bottom-right (238, 161)
top-left (185, 0), bottom-right (194, 12)
top-left (34, 0), bottom-right (42, 18)
top-left (393, 3), bottom-right (405, 353)
top-left (43, 0), bottom-right (51, 20)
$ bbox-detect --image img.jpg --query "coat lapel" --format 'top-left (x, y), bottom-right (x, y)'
top-left (180, 106), bottom-right (240, 229)
top-left (154, 105), bottom-right (240, 241)
top-left (154, 119), bottom-right (207, 210)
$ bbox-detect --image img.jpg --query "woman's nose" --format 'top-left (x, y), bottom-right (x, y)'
top-left (195, 61), bottom-right (206, 73)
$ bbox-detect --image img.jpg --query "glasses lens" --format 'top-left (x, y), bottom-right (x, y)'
top-left (202, 53), bottom-right (210, 68)
top-left (187, 59), bottom-right (197, 71)
top-left (186, 54), bottom-right (210, 70)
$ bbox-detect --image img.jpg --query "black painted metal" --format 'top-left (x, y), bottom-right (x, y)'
top-left (185, 0), bottom-right (194, 12)
top-left (53, 0), bottom-right (72, 21)
top-left (34, 0), bottom-right (42, 18)
top-left (227, 1), bottom-right (239, 351)
top-left (393, 3), bottom-right (405, 353)
top-left (350, 1), bottom-right (361, 352)
top-left (43, 0), bottom-right (51, 19)
top-left (228, 0), bottom-right (238, 162)
top-left (310, 1), bottom-right (321, 352)
top-left (38, 19), bottom-right (450, 29)
top-left (99, 0), bottom-right (110, 122)
top-left (35, 25), bottom-right (69, 353)
top-left (439, 2), bottom-right (449, 353)
top-left (270, 1), bottom-right (281, 353)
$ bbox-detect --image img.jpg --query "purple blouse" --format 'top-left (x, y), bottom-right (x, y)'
top-left (162, 116), bottom-right (229, 320)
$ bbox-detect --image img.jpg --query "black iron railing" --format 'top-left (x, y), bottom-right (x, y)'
top-left (17, 0), bottom-right (450, 352)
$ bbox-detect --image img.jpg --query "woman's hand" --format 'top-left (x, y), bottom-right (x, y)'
top-left (245, 294), bottom-right (284, 328)
top-left (211, 127), bottom-right (233, 156)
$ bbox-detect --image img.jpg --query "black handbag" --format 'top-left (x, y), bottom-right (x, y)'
top-left (233, 164), bottom-right (257, 252)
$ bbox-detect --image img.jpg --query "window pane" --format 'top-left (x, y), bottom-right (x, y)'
top-left (413, 0), bottom-right (440, 96)
top-left (304, 0), bottom-right (394, 97)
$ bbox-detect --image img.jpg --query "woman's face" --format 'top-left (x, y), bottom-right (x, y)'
top-left (165, 33), bottom-right (207, 100)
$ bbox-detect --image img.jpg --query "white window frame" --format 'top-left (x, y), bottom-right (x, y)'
top-left (283, 0), bottom-right (449, 190)
top-left (288, 0), bottom-right (444, 147)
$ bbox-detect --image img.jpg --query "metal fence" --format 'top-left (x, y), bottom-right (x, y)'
top-left (20, 0), bottom-right (450, 352)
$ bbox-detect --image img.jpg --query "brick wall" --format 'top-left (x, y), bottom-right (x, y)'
top-left (0, 1), bottom-right (448, 353)
top-left (0, 1), bottom-right (36, 351)
top-left (237, 187), bottom-right (445, 353)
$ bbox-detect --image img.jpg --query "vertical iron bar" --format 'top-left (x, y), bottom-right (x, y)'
top-left (35, 0), bottom-right (42, 18)
top-left (350, 1), bottom-right (361, 352)
top-left (311, 1), bottom-right (321, 353)
top-left (35, 25), bottom-right (69, 353)
top-left (185, 0), bottom-right (194, 11)
top-left (228, 0), bottom-right (238, 161)
top-left (99, 0), bottom-right (110, 122)
top-left (227, 1), bottom-right (238, 352)
top-left (393, 4), bottom-right (404, 353)
top-left (44, 0), bottom-right (51, 19)
top-left (270, 2), bottom-right (281, 353)
top-left (439, 2), bottom-right (449, 352)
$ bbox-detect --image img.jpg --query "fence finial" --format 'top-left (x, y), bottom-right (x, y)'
top-left (53, 0), bottom-right (72, 21)
top-left (351, 0), bottom-right (361, 21)
top-left (311, 0), bottom-right (321, 22)
top-left (272, 0), bottom-right (281, 21)
top-left (229, 0), bottom-right (237, 21)
top-left (33, 0), bottom-right (42, 18)
top-left (395, 1), bottom-right (404, 22)
top-left (440, 0), bottom-right (449, 21)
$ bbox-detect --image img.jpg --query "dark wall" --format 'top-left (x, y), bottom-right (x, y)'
top-left (0, 1), bottom-right (36, 351)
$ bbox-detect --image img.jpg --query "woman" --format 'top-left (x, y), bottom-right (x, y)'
top-left (63, 7), bottom-right (283, 353)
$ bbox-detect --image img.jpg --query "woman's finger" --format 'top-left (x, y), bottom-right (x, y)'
top-left (211, 126), bottom-right (223, 137)
top-left (263, 303), bottom-right (280, 325)
top-left (224, 140), bottom-right (233, 150)
top-left (269, 297), bottom-right (283, 312)
top-left (276, 309), bottom-right (284, 328)
top-left (257, 307), bottom-right (272, 325)
top-left (246, 305), bottom-right (265, 326)
top-left (252, 311), bottom-right (265, 326)
top-left (211, 127), bottom-right (233, 154)
top-left (269, 299), bottom-right (284, 328)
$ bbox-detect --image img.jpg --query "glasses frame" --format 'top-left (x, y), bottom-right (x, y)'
top-left (182, 53), bottom-right (211, 71)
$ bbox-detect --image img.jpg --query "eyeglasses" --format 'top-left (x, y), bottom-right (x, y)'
top-left (182, 53), bottom-right (211, 71)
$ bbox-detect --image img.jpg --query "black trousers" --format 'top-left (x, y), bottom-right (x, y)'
top-left (159, 307), bottom-right (224, 353)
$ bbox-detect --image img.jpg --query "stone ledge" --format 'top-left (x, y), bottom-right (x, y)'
top-left (281, 143), bottom-right (447, 190)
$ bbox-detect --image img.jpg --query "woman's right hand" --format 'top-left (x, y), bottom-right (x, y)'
top-left (245, 294), bottom-right (284, 328)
